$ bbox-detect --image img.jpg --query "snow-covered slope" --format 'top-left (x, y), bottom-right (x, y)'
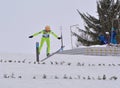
top-left (0, 53), bottom-right (120, 88)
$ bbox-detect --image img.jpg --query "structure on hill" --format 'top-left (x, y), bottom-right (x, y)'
top-left (59, 46), bottom-right (120, 56)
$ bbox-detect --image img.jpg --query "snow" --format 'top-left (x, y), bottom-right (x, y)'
top-left (0, 52), bottom-right (120, 88)
top-left (78, 45), bottom-right (107, 48)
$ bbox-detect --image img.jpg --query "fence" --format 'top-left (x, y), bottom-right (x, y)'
top-left (59, 47), bottom-right (120, 56)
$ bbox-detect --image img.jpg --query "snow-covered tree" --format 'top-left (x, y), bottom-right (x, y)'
top-left (74, 0), bottom-right (120, 46)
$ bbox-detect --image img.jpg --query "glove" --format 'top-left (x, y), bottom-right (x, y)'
top-left (29, 35), bottom-right (33, 38)
top-left (58, 37), bottom-right (61, 40)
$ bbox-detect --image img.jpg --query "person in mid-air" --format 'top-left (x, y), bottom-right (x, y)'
top-left (29, 25), bottom-right (61, 56)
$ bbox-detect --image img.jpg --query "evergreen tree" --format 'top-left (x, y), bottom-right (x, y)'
top-left (73, 0), bottom-right (120, 46)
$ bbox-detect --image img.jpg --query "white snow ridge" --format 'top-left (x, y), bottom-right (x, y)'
top-left (0, 51), bottom-right (120, 88)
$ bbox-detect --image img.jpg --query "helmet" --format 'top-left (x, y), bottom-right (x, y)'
top-left (45, 25), bottom-right (51, 32)
top-left (105, 32), bottom-right (109, 35)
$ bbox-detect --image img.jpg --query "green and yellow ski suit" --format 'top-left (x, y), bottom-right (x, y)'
top-left (33, 30), bottom-right (58, 54)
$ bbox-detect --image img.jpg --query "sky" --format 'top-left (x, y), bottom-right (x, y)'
top-left (0, 0), bottom-right (98, 54)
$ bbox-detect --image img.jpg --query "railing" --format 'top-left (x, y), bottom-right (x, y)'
top-left (59, 47), bottom-right (120, 56)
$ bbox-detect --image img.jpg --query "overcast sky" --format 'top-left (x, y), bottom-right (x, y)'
top-left (0, 0), bottom-right (97, 54)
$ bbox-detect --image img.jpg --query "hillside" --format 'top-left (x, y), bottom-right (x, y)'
top-left (0, 53), bottom-right (120, 88)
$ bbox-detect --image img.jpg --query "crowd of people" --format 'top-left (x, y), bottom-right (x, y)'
top-left (98, 27), bottom-right (118, 45)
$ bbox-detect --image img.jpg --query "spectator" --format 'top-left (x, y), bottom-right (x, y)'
top-left (111, 27), bottom-right (117, 44)
top-left (105, 32), bottom-right (110, 44)
top-left (98, 33), bottom-right (107, 45)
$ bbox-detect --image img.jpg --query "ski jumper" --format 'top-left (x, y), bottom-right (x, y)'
top-left (33, 30), bottom-right (58, 54)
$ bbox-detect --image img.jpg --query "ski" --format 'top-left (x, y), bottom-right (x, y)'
top-left (36, 42), bottom-right (39, 62)
top-left (41, 46), bottom-right (65, 62)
